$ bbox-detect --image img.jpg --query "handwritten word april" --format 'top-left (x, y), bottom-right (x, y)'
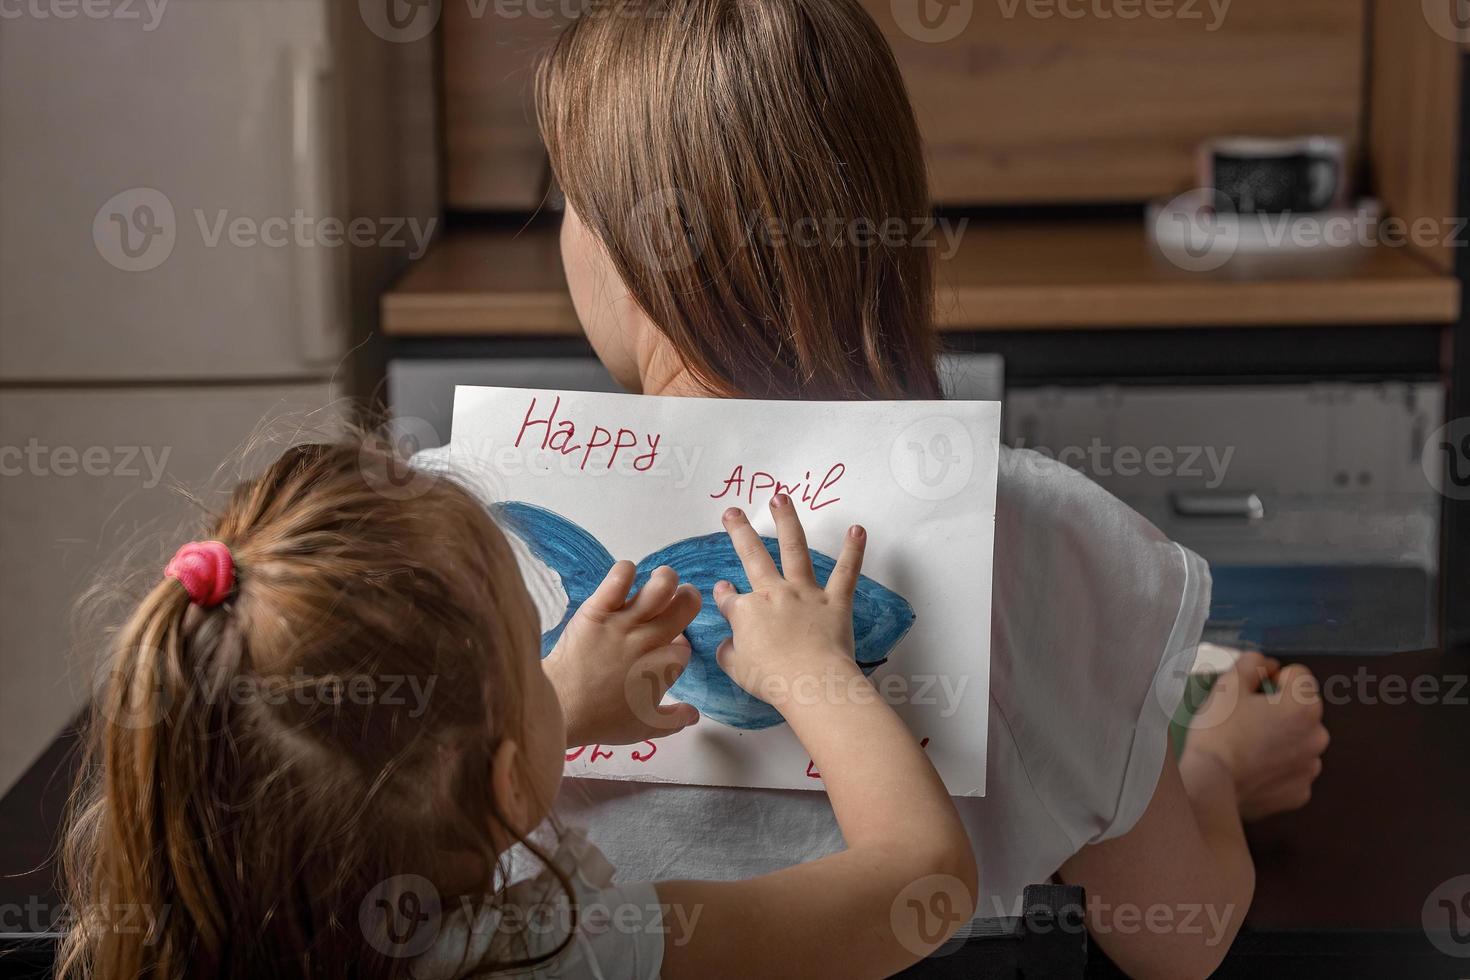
top-left (709, 463), bottom-right (845, 511)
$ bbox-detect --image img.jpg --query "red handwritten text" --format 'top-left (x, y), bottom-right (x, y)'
top-left (709, 462), bottom-right (845, 511)
top-left (517, 396), bottom-right (662, 472)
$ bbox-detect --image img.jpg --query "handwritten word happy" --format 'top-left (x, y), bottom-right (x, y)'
top-left (515, 396), bottom-right (663, 472)
top-left (709, 463), bottom-right (845, 511)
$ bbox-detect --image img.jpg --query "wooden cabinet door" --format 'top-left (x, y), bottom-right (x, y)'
top-left (865, 0), bottom-right (1365, 204)
top-left (441, 0), bottom-right (1365, 209)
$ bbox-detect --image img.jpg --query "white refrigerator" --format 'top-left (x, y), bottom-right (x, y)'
top-left (0, 0), bottom-right (389, 793)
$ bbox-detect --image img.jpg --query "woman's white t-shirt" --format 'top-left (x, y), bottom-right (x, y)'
top-left (423, 445), bottom-right (1211, 919)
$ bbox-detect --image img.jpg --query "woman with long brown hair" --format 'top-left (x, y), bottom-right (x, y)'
top-left (522, 0), bottom-right (1331, 975)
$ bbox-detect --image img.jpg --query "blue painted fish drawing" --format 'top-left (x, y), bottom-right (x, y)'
top-left (492, 501), bottom-right (917, 731)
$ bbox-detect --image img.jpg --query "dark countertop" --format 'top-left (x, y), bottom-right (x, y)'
top-left (1242, 651), bottom-right (1469, 933)
top-left (3, 650), bottom-right (1467, 975)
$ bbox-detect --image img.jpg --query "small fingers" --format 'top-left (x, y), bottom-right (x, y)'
top-left (582, 560), bottom-right (637, 622)
top-left (649, 700), bottom-right (700, 734)
top-left (722, 507), bottom-right (778, 585)
top-left (769, 494), bottom-right (814, 584)
top-left (713, 580), bottom-right (739, 620)
top-left (826, 525), bottom-right (867, 599)
top-left (636, 583), bottom-right (702, 646)
top-left (628, 565), bottom-right (680, 620)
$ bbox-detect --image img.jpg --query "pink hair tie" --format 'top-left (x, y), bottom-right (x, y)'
top-left (164, 540), bottom-right (236, 608)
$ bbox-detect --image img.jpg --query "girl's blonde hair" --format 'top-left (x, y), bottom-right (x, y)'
top-left (59, 438), bottom-right (568, 979)
top-left (536, 0), bottom-right (943, 400)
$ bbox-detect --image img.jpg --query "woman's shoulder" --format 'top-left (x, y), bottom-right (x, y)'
top-left (990, 446), bottom-right (1210, 846)
top-left (997, 446), bottom-right (1165, 536)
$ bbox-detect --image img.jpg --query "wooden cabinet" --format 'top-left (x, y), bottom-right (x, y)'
top-left (399, 0), bottom-right (1462, 335)
top-left (866, 0), bottom-right (1366, 205)
top-left (442, 4), bottom-right (570, 211)
top-left (382, 220), bottom-right (1459, 335)
top-left (442, 0), bottom-right (1367, 209)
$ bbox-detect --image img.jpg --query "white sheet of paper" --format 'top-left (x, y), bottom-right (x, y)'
top-left (444, 386), bottom-right (999, 796)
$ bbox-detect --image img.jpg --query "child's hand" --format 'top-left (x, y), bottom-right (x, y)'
top-left (1185, 650), bottom-right (1330, 821)
top-left (712, 496), bottom-right (867, 707)
top-left (543, 562), bottom-right (703, 748)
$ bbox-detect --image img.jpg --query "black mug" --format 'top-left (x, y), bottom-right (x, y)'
top-left (1200, 136), bottom-right (1347, 214)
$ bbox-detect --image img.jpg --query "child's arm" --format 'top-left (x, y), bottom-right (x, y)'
top-left (654, 496), bottom-right (977, 980)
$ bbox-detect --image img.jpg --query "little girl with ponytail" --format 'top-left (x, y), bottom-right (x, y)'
top-left (59, 436), bottom-right (976, 980)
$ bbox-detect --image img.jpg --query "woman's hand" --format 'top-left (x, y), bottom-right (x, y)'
top-left (712, 495), bottom-right (867, 707)
top-left (543, 561), bottom-right (702, 748)
top-left (1185, 650), bottom-right (1330, 821)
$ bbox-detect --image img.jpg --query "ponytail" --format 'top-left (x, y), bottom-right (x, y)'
top-left (58, 438), bottom-right (572, 980)
top-left (60, 577), bottom-right (232, 979)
